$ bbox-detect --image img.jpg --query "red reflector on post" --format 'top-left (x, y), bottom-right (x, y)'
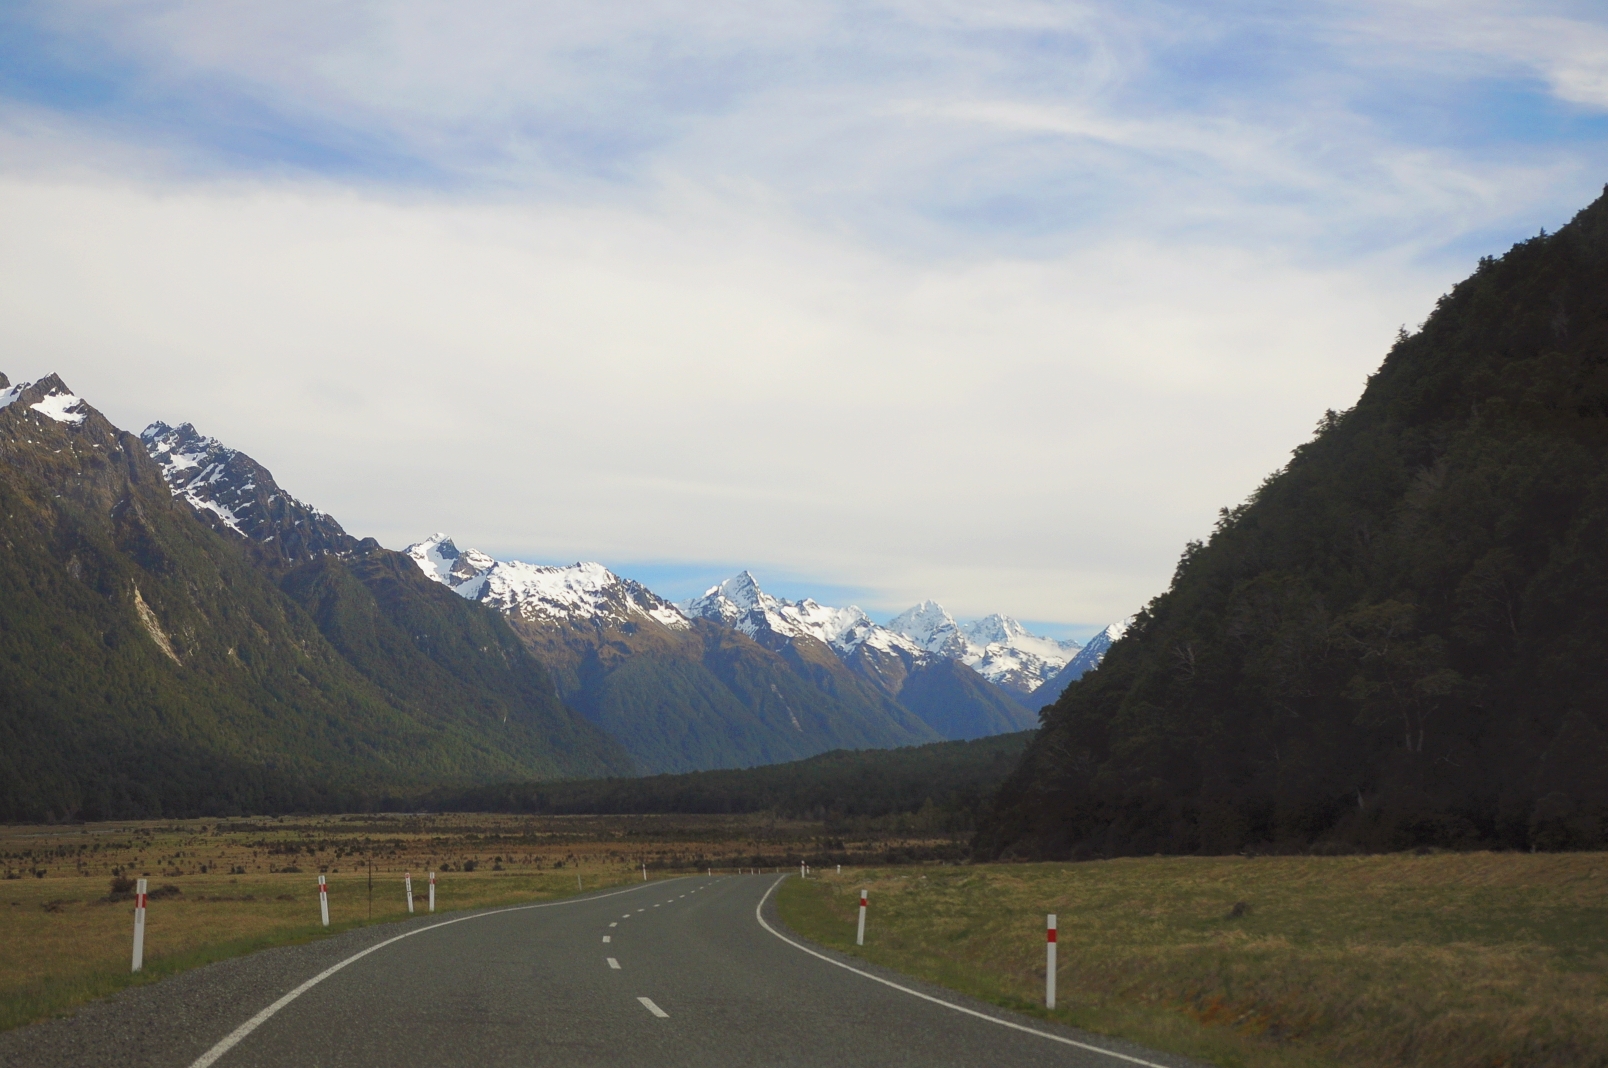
top-left (1047, 928), bottom-right (1057, 942)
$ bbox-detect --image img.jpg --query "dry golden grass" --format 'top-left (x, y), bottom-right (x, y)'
top-left (777, 853), bottom-right (1608, 1068)
top-left (1, 810), bottom-right (923, 1033)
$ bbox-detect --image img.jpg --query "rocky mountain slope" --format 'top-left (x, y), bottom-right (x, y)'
top-left (140, 421), bottom-right (357, 564)
top-left (979, 186), bottom-right (1608, 859)
top-left (0, 376), bottom-right (629, 821)
top-left (886, 600), bottom-right (1080, 697)
top-left (406, 538), bottom-right (941, 771)
top-left (680, 573), bottom-right (1039, 739)
top-left (1026, 620), bottom-right (1130, 708)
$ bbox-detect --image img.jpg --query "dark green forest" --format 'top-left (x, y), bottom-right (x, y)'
top-left (427, 730), bottom-right (1033, 828)
top-left (978, 187), bottom-right (1608, 859)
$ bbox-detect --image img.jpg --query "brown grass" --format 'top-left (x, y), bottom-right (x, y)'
top-left (777, 853), bottom-right (1608, 1068)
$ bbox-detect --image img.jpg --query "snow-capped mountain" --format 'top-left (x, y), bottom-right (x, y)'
top-left (406, 534), bottom-right (688, 631)
top-left (1030, 618), bottom-right (1132, 707)
top-left (140, 421), bottom-right (356, 562)
top-left (680, 571), bottom-right (919, 659)
top-left (684, 575), bottom-right (1100, 700)
top-left (888, 601), bottom-right (1081, 697)
top-left (0, 375), bottom-right (90, 425)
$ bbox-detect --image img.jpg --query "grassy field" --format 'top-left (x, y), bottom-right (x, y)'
top-left (0, 810), bottom-right (958, 1033)
top-left (776, 853), bottom-right (1608, 1068)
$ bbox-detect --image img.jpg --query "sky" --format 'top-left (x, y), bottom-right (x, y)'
top-left (2, 1), bottom-right (1607, 638)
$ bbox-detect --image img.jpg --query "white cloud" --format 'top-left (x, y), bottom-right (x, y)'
top-left (0, 174), bottom-right (1440, 622)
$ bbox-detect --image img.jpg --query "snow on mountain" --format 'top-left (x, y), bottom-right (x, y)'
top-left (140, 421), bottom-right (355, 560)
top-left (1030, 618), bottom-right (1133, 706)
top-left (680, 572), bottom-right (926, 660)
top-left (0, 377), bottom-right (89, 425)
top-left (405, 534), bottom-right (688, 631)
top-left (1060, 619), bottom-right (1129, 678)
top-left (887, 602), bottom-right (1080, 695)
top-left (886, 601), bottom-right (970, 659)
top-left (684, 575), bottom-right (1090, 697)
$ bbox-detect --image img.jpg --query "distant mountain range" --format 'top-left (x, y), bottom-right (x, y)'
top-left (0, 375), bottom-right (1125, 819)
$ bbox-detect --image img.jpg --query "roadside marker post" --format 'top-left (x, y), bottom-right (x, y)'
top-left (405, 872), bottom-right (414, 914)
top-left (318, 875), bottom-right (329, 927)
top-left (642, 863), bottom-right (647, 882)
top-left (856, 889), bottom-right (867, 946)
top-left (131, 878), bottom-right (148, 972)
top-left (1046, 914), bottom-right (1057, 1009)
top-left (837, 864), bottom-right (841, 874)
top-left (429, 871), bottom-right (436, 913)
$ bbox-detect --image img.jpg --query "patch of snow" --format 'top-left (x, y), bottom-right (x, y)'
top-left (187, 495), bottom-right (244, 535)
top-left (30, 389), bottom-right (88, 425)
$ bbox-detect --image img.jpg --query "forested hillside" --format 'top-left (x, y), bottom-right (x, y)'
top-left (979, 186), bottom-right (1608, 858)
top-left (0, 377), bottom-right (630, 822)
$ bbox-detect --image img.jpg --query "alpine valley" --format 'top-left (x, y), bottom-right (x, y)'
top-left (0, 383), bottom-right (1124, 819)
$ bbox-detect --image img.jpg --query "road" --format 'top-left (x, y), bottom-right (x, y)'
top-left (0, 875), bottom-right (1199, 1068)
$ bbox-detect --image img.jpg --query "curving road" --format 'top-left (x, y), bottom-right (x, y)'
top-left (2, 875), bottom-right (1199, 1068)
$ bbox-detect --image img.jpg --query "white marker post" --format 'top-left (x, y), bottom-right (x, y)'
top-left (799, 862), bottom-right (805, 878)
top-left (641, 863), bottom-right (647, 882)
top-left (131, 878), bottom-right (148, 972)
top-left (405, 872), bottom-right (414, 914)
top-left (318, 875), bottom-right (329, 927)
top-left (1046, 914), bottom-right (1058, 1009)
top-left (837, 864), bottom-right (841, 875)
top-left (856, 889), bottom-right (867, 946)
top-left (428, 871), bottom-right (436, 913)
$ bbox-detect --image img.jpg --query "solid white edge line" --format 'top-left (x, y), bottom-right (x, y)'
top-left (188, 880), bottom-right (668, 1068)
top-left (753, 876), bottom-right (1175, 1068)
top-left (637, 996), bottom-right (669, 1018)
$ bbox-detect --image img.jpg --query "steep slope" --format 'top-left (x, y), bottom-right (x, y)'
top-left (406, 538), bottom-right (941, 772)
top-left (681, 573), bottom-right (1038, 739)
top-left (1027, 621), bottom-right (1130, 708)
top-left (141, 421), bottom-right (358, 564)
top-left (136, 425), bottom-right (632, 782)
top-left (979, 188), bottom-right (1608, 859)
top-left (0, 376), bottom-right (624, 822)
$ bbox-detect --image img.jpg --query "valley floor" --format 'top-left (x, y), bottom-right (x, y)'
top-left (775, 853), bottom-right (1608, 1068)
top-left (0, 811), bottom-right (963, 1032)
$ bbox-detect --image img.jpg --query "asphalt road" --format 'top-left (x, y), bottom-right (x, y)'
top-left (1, 875), bottom-right (1201, 1068)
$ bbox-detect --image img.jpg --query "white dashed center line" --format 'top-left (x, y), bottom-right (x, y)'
top-left (602, 936), bottom-right (611, 943)
top-left (607, 958), bottom-right (621, 970)
top-left (638, 997), bottom-right (668, 1018)
top-left (609, 922), bottom-right (618, 928)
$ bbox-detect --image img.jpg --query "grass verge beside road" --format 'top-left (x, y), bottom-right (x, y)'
top-left (776, 854), bottom-right (1608, 1068)
top-left (0, 866), bottom-right (635, 1033)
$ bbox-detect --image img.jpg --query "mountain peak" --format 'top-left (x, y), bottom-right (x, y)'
top-left (408, 538), bottom-right (687, 631)
top-left (2, 374), bottom-right (92, 427)
top-left (140, 419), bottom-right (354, 561)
